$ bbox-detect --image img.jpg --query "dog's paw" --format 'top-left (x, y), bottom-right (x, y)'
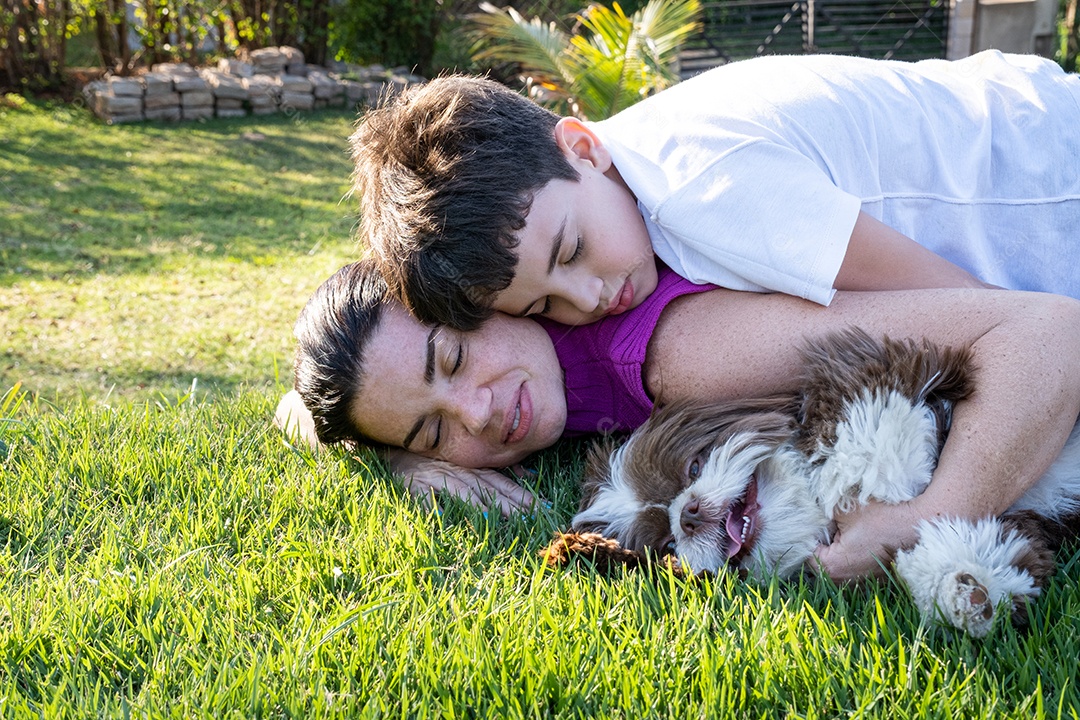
top-left (938, 570), bottom-right (996, 638)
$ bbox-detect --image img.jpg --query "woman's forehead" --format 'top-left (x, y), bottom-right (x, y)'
top-left (349, 305), bottom-right (431, 446)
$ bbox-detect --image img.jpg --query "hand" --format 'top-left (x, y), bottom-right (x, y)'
top-left (384, 448), bottom-right (539, 517)
top-left (811, 500), bottom-right (920, 582)
top-left (274, 390), bottom-right (322, 450)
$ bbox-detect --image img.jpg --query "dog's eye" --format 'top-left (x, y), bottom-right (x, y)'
top-left (688, 458), bottom-right (702, 480)
top-left (661, 535), bottom-right (677, 556)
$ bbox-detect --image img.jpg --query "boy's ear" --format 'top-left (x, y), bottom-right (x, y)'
top-left (554, 117), bottom-right (612, 173)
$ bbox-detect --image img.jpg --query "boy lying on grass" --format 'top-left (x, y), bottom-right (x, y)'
top-left (278, 258), bottom-right (1080, 581)
top-left (355, 50), bottom-right (1080, 331)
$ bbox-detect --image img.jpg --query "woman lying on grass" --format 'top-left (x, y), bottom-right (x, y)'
top-left (277, 258), bottom-right (1080, 581)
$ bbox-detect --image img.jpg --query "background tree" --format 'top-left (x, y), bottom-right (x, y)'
top-left (1, 0), bottom-right (80, 92)
top-left (88, 0), bottom-right (135, 74)
top-left (1064, 0), bottom-right (1078, 71)
top-left (329, 0), bottom-right (444, 76)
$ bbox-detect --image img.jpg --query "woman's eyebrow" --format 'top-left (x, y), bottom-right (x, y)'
top-left (423, 326), bottom-right (439, 383)
top-left (403, 326), bottom-right (442, 449)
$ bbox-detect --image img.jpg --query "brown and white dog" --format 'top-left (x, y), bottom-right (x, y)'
top-left (564, 329), bottom-right (1080, 637)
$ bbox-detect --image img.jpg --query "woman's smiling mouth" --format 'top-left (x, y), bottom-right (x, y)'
top-left (505, 383), bottom-right (533, 443)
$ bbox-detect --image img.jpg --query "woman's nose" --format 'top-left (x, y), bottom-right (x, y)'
top-left (452, 385), bottom-right (494, 436)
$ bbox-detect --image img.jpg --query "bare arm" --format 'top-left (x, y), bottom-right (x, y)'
top-left (834, 212), bottom-right (996, 292)
top-left (645, 287), bottom-right (1080, 579)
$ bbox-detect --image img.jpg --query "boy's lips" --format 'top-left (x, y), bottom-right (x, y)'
top-left (605, 279), bottom-right (634, 316)
top-left (504, 383), bottom-right (533, 444)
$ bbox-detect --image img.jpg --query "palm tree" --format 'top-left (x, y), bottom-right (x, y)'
top-left (470, 0), bottom-right (702, 120)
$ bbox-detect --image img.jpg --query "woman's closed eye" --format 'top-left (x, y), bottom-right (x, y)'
top-left (430, 418), bottom-right (442, 451)
top-left (429, 341), bottom-right (465, 450)
top-left (450, 342), bottom-right (463, 375)
top-left (440, 333), bottom-right (465, 376)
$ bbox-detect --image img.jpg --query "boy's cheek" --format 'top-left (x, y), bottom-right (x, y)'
top-left (637, 263), bottom-right (660, 306)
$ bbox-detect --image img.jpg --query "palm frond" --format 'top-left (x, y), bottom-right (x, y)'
top-left (638, 0), bottom-right (704, 59)
top-left (568, 4), bottom-right (640, 118)
top-left (469, 0), bottom-right (704, 119)
top-left (469, 2), bottom-right (574, 92)
top-left (635, 0), bottom-right (703, 89)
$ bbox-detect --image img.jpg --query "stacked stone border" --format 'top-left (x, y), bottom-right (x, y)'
top-left (81, 46), bottom-right (424, 124)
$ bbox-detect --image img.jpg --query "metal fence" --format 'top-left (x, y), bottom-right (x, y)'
top-left (679, 0), bottom-right (950, 76)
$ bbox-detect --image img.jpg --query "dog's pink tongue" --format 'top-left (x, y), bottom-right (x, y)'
top-left (725, 478), bottom-right (760, 559)
top-left (725, 511), bottom-right (746, 558)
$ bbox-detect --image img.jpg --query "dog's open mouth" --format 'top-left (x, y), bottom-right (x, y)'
top-left (724, 474), bottom-right (761, 565)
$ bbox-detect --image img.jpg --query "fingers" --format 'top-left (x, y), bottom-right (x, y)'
top-left (811, 500), bottom-right (914, 582)
top-left (402, 465), bottom-right (541, 518)
top-left (812, 542), bottom-right (889, 583)
top-left (476, 469), bottom-right (538, 514)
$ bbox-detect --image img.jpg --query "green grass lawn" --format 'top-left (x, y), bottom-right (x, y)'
top-left (1, 97), bottom-right (356, 403)
top-left (3, 98), bottom-right (1080, 719)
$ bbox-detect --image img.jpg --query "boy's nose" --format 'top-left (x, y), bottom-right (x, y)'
top-left (565, 276), bottom-right (604, 313)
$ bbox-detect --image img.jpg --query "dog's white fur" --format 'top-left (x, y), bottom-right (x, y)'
top-left (575, 331), bottom-right (1080, 637)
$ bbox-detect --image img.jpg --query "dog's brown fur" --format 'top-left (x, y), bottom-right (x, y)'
top-left (795, 329), bottom-right (974, 456)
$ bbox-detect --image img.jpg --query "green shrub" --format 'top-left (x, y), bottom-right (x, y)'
top-left (330, 0), bottom-right (443, 76)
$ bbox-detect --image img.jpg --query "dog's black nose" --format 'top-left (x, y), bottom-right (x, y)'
top-left (681, 499), bottom-right (702, 535)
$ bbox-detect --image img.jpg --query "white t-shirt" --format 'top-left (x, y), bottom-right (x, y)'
top-left (592, 50), bottom-right (1080, 304)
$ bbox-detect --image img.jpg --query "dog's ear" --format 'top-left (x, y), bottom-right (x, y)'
top-left (541, 531), bottom-right (645, 573)
top-left (649, 396), bottom-right (799, 446)
top-left (710, 406), bottom-right (798, 456)
top-left (579, 435), bottom-right (620, 514)
top-left (540, 531), bottom-right (685, 578)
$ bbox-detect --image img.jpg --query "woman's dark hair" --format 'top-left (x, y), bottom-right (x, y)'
top-left (293, 259), bottom-right (390, 449)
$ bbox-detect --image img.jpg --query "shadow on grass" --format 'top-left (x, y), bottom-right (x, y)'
top-left (5, 364), bottom-right (282, 404)
top-left (0, 101), bottom-right (360, 285)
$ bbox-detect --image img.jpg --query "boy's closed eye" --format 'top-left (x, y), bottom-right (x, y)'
top-left (516, 234), bottom-right (585, 319)
top-left (567, 233), bottom-right (584, 264)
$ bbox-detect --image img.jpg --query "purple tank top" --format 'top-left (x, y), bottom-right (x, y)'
top-left (540, 264), bottom-right (714, 437)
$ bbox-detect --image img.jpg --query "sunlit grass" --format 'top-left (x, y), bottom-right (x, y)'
top-left (3, 392), bottom-right (1080, 717)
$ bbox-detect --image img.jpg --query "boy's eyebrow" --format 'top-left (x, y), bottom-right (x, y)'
top-left (512, 218), bottom-right (566, 318)
top-left (546, 217), bottom-right (567, 275)
top-left (402, 326), bottom-right (441, 449)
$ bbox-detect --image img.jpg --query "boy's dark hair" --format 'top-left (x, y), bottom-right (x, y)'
top-left (351, 75), bottom-right (579, 331)
top-left (293, 259), bottom-right (389, 450)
